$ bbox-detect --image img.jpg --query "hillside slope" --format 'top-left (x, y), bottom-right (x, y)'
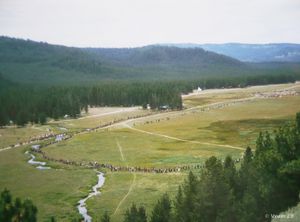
top-left (84, 46), bottom-right (242, 67)
top-left (0, 37), bottom-right (247, 84)
top-left (161, 43), bottom-right (300, 62)
top-left (1, 37), bottom-right (300, 85)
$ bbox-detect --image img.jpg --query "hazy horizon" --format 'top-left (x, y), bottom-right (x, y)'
top-left (1, 0), bottom-right (300, 48)
top-left (2, 35), bottom-right (300, 49)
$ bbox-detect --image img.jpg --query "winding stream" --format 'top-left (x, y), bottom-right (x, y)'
top-left (25, 151), bottom-right (51, 170)
top-left (25, 146), bottom-right (105, 221)
top-left (26, 153), bottom-right (106, 221)
top-left (77, 172), bottom-right (105, 222)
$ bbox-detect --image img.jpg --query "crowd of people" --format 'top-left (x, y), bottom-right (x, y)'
top-left (3, 111), bottom-right (154, 150)
top-left (253, 89), bottom-right (299, 98)
top-left (31, 147), bottom-right (242, 174)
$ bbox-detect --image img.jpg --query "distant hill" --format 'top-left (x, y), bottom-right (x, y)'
top-left (0, 37), bottom-right (300, 85)
top-left (160, 43), bottom-right (300, 62)
top-left (0, 37), bottom-right (246, 84)
top-left (84, 46), bottom-right (242, 67)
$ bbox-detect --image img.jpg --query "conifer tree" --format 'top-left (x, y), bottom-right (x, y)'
top-left (174, 186), bottom-right (184, 222)
top-left (150, 194), bottom-right (171, 222)
top-left (0, 189), bottom-right (37, 222)
top-left (123, 203), bottom-right (147, 222)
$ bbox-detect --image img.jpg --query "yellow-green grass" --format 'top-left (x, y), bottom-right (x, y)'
top-left (0, 108), bottom-right (151, 150)
top-left (183, 90), bottom-right (249, 107)
top-left (42, 128), bottom-right (242, 168)
top-left (0, 147), bottom-right (96, 221)
top-left (88, 172), bottom-right (186, 222)
top-left (41, 96), bottom-right (299, 169)
top-left (183, 82), bottom-right (299, 107)
top-left (136, 97), bottom-right (300, 147)
top-left (0, 125), bottom-right (56, 148)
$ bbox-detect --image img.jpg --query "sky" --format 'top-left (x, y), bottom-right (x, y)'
top-left (0, 0), bottom-right (300, 47)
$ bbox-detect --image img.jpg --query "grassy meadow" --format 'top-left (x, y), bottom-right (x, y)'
top-left (0, 146), bottom-right (96, 221)
top-left (0, 126), bottom-right (53, 148)
top-left (42, 128), bottom-right (242, 168)
top-left (135, 97), bottom-right (300, 147)
top-left (0, 83), bottom-right (299, 221)
top-left (88, 172), bottom-right (186, 222)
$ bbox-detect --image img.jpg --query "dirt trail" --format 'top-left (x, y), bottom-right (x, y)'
top-left (0, 147), bottom-right (14, 152)
top-left (49, 107), bottom-right (140, 123)
top-left (113, 139), bottom-right (136, 215)
top-left (77, 107), bottom-right (139, 120)
top-left (113, 172), bottom-right (136, 215)
top-left (116, 139), bottom-right (125, 161)
top-left (124, 123), bottom-right (245, 151)
top-left (113, 140), bottom-right (137, 215)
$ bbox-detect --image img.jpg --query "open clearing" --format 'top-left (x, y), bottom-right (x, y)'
top-left (49, 106), bottom-right (150, 130)
top-left (0, 146), bottom-right (96, 221)
top-left (0, 82), bottom-right (299, 221)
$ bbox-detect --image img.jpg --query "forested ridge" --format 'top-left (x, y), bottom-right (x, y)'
top-left (0, 36), bottom-right (243, 83)
top-left (1, 36), bottom-right (300, 84)
top-left (116, 113), bottom-right (300, 222)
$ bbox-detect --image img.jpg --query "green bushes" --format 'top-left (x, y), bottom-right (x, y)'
top-left (0, 189), bottom-right (37, 222)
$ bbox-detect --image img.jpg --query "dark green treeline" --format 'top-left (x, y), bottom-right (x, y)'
top-left (0, 81), bottom-right (183, 126)
top-left (117, 113), bottom-right (300, 222)
top-left (0, 72), bottom-right (297, 126)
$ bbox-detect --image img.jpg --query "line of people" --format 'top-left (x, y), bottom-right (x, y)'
top-left (4, 111), bottom-right (155, 150)
top-left (32, 148), bottom-right (242, 174)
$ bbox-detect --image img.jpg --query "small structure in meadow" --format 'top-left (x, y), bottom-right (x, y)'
top-left (159, 105), bottom-right (169, 110)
